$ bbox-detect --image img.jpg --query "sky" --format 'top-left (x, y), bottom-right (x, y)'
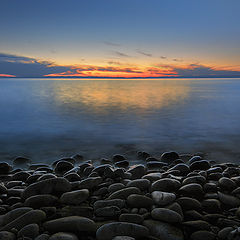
top-left (0, 0), bottom-right (240, 78)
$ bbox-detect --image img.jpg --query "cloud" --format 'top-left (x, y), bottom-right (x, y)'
top-left (160, 56), bottom-right (167, 59)
top-left (107, 61), bottom-right (122, 65)
top-left (136, 49), bottom-right (152, 57)
top-left (1, 53), bottom-right (240, 78)
top-left (173, 64), bottom-right (240, 78)
top-left (172, 58), bottom-right (182, 62)
top-left (104, 41), bottom-right (121, 47)
top-left (114, 51), bottom-right (131, 57)
top-left (0, 53), bottom-right (71, 78)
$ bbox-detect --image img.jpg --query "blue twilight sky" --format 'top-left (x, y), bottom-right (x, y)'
top-left (0, 0), bottom-right (240, 78)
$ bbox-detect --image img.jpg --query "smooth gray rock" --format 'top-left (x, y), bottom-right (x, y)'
top-left (78, 177), bottom-right (102, 189)
top-left (112, 237), bottom-right (135, 240)
top-left (143, 219), bottom-right (183, 240)
top-left (151, 208), bottom-right (182, 223)
top-left (2, 207), bottom-right (32, 226)
top-left (127, 194), bottom-right (153, 208)
top-left (96, 222), bottom-right (149, 240)
top-left (94, 199), bottom-right (125, 210)
top-left (108, 187), bottom-right (141, 200)
top-left (126, 179), bottom-right (150, 191)
top-left (151, 178), bottom-right (181, 192)
top-left (0, 231), bottom-right (16, 240)
top-left (119, 214), bottom-right (144, 224)
top-left (218, 191), bottom-right (240, 207)
top-left (182, 176), bottom-right (206, 185)
top-left (60, 189), bottom-right (89, 205)
top-left (25, 194), bottom-right (58, 208)
top-left (18, 223), bottom-right (39, 238)
top-left (160, 151), bottom-right (180, 164)
top-left (95, 206), bottom-right (120, 217)
top-left (108, 183), bottom-right (125, 193)
top-left (34, 234), bottom-right (50, 240)
top-left (0, 210), bottom-right (46, 231)
top-left (22, 178), bottom-right (71, 199)
top-left (190, 230), bottom-right (216, 240)
top-left (176, 197), bottom-right (201, 211)
top-left (43, 216), bottom-right (96, 233)
top-left (49, 232), bottom-right (79, 240)
top-left (179, 183), bottom-right (204, 197)
top-left (151, 191), bottom-right (176, 206)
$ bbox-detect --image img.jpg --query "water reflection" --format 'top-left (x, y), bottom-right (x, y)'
top-left (48, 80), bottom-right (191, 114)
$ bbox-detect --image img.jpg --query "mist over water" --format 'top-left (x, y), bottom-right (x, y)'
top-left (1, 78), bottom-right (240, 163)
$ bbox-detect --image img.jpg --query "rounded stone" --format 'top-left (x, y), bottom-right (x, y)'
top-left (127, 194), bottom-right (153, 208)
top-left (169, 164), bottom-right (190, 175)
top-left (126, 179), bottom-right (150, 191)
top-left (147, 161), bottom-right (167, 169)
top-left (0, 162), bottom-right (12, 174)
top-left (201, 199), bottom-right (221, 213)
top-left (96, 222), bottom-right (149, 240)
top-left (0, 231), bottom-right (16, 240)
top-left (108, 187), bottom-right (141, 200)
top-left (142, 172), bottom-right (162, 182)
top-left (108, 183), bottom-right (125, 193)
top-left (203, 183), bottom-right (218, 193)
top-left (218, 177), bottom-right (236, 191)
top-left (183, 220), bottom-right (211, 231)
top-left (151, 191), bottom-right (176, 206)
top-left (119, 214), bottom-right (144, 224)
top-left (151, 208), bottom-right (182, 223)
top-left (160, 151), bottom-right (180, 164)
top-left (43, 216), bottom-right (96, 233)
top-left (151, 178), bottom-right (181, 192)
top-left (179, 183), bottom-right (204, 198)
top-left (115, 160), bottom-right (129, 168)
top-left (35, 234), bottom-right (50, 240)
top-left (217, 227), bottom-right (234, 240)
top-left (78, 177), bottom-right (102, 189)
top-left (167, 202), bottom-right (184, 218)
top-left (94, 199), bottom-right (125, 210)
top-left (128, 165), bottom-right (146, 179)
top-left (218, 191), bottom-right (240, 207)
top-left (54, 161), bottom-right (74, 174)
top-left (190, 230), bottom-right (216, 240)
top-left (182, 176), bottom-right (206, 185)
top-left (190, 160), bottom-right (211, 171)
top-left (22, 177), bottom-right (71, 199)
top-left (12, 171), bottom-right (31, 181)
top-left (25, 194), bottom-right (58, 208)
top-left (2, 207), bottom-right (33, 226)
top-left (112, 154), bottom-right (126, 163)
top-left (95, 206), bottom-right (121, 217)
top-left (18, 223), bottom-right (39, 238)
top-left (13, 156), bottom-right (31, 165)
top-left (0, 210), bottom-right (46, 231)
top-left (188, 156), bottom-right (202, 164)
top-left (49, 232), bottom-right (79, 240)
top-left (143, 220), bottom-right (184, 240)
top-left (112, 237), bottom-right (135, 240)
top-left (60, 189), bottom-right (89, 205)
top-left (176, 197), bottom-right (201, 211)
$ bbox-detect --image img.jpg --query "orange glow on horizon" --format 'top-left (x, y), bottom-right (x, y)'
top-left (0, 74), bottom-right (16, 77)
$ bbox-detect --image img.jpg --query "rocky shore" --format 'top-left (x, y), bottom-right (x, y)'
top-left (0, 151), bottom-right (240, 240)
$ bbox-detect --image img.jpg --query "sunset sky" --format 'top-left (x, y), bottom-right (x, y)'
top-left (0, 0), bottom-right (240, 78)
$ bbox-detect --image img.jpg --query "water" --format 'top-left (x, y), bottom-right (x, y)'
top-left (1, 78), bottom-right (240, 163)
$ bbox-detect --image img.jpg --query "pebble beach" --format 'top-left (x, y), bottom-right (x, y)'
top-left (0, 151), bottom-right (240, 240)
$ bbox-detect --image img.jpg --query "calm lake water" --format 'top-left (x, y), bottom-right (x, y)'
top-left (1, 78), bottom-right (240, 163)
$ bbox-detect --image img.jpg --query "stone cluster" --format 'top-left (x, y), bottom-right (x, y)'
top-left (0, 152), bottom-right (240, 239)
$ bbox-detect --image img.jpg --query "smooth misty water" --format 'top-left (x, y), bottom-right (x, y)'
top-left (1, 78), bottom-right (240, 163)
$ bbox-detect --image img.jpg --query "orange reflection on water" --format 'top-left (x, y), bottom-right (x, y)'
top-left (50, 80), bottom-right (191, 114)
